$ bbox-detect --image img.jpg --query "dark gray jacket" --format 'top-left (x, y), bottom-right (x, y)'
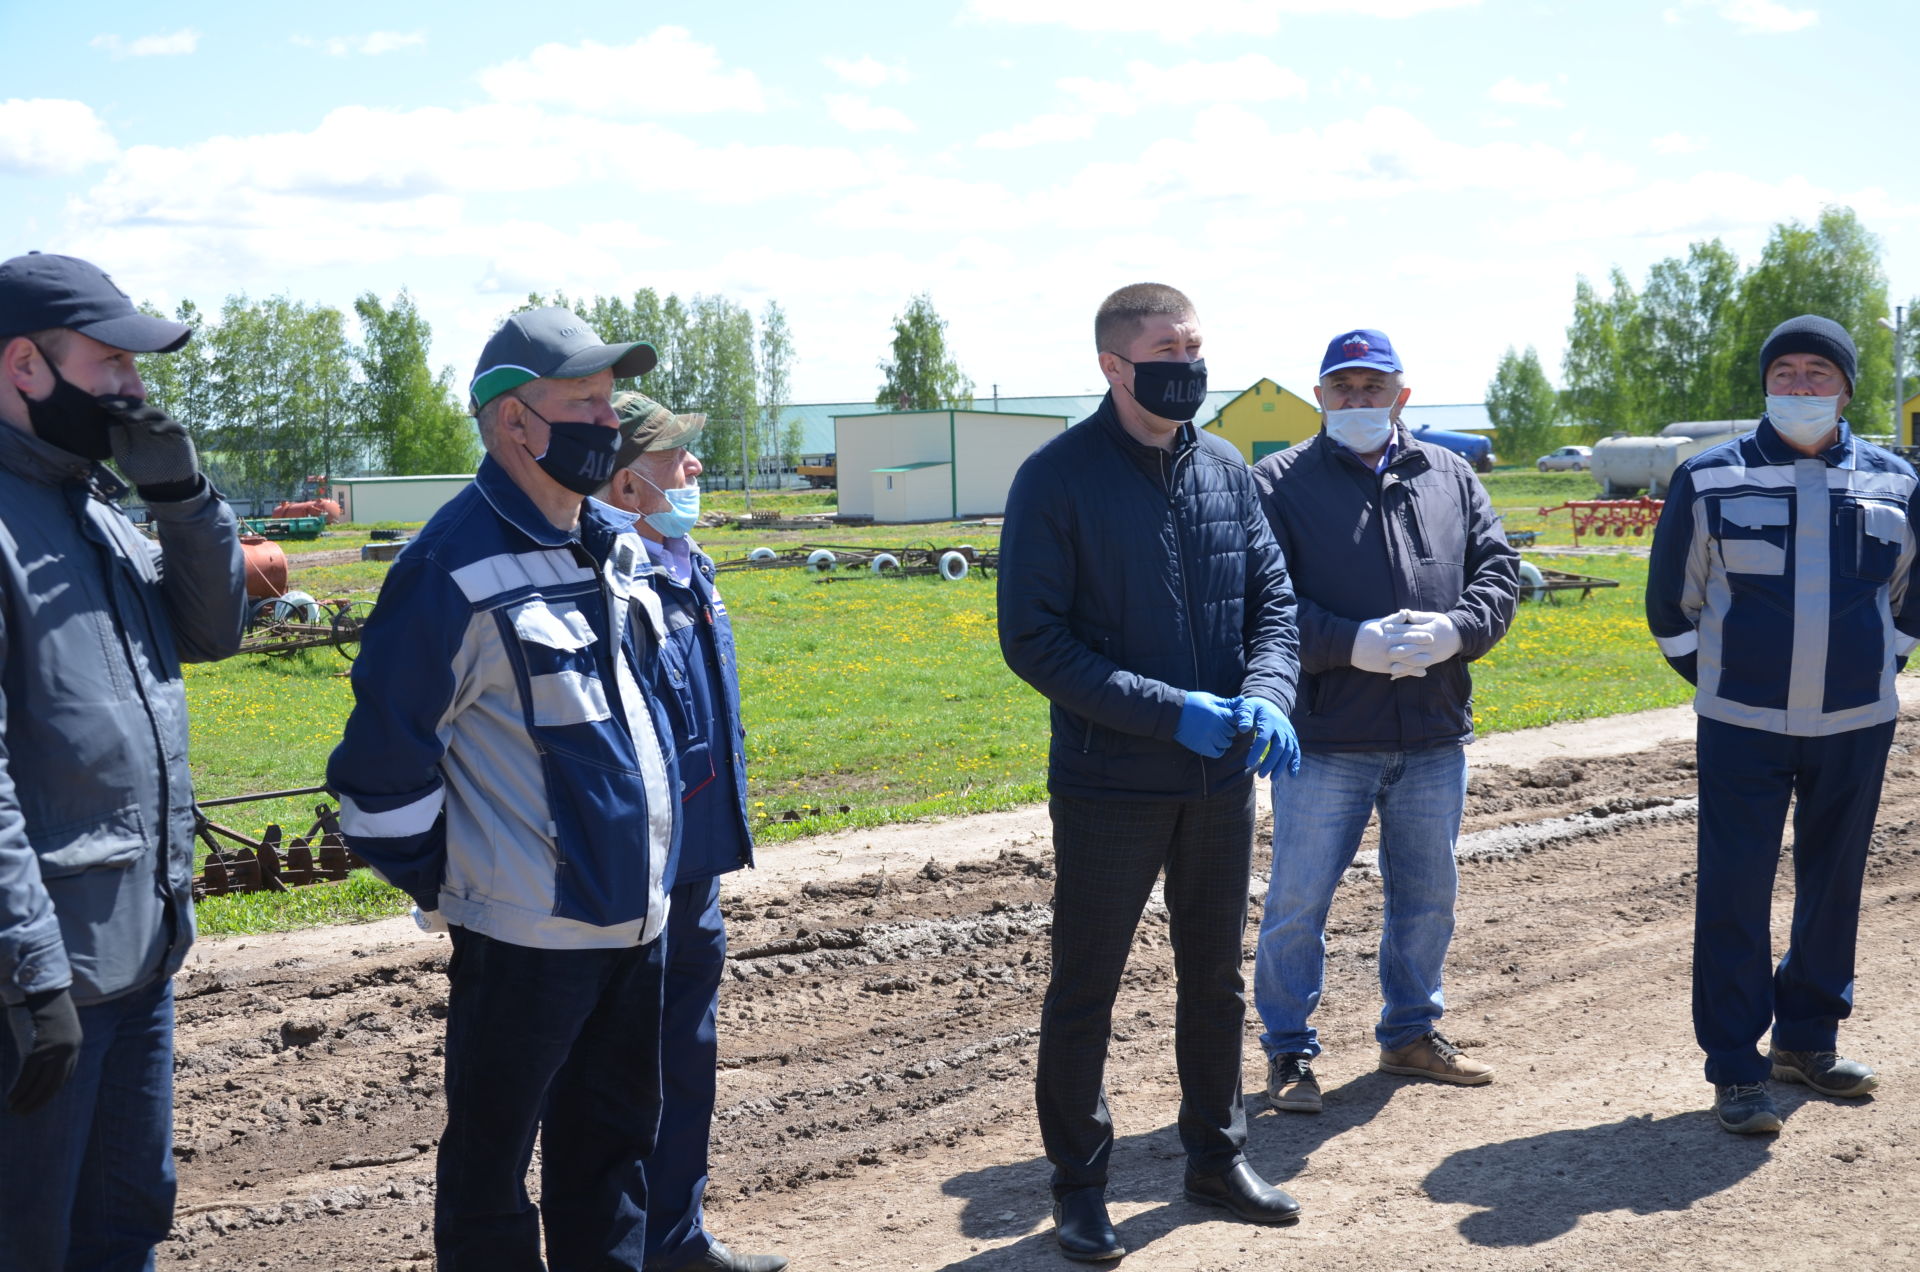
top-left (0, 425), bottom-right (245, 1006)
top-left (1252, 427), bottom-right (1517, 753)
top-left (999, 394), bottom-right (1299, 800)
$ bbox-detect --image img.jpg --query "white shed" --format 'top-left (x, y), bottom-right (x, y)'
top-left (834, 409), bottom-right (1067, 522)
top-left (329, 474), bottom-right (474, 525)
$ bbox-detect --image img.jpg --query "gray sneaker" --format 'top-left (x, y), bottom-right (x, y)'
top-left (1770, 1049), bottom-right (1879, 1097)
top-left (1714, 1082), bottom-right (1783, 1134)
top-left (1265, 1052), bottom-right (1321, 1113)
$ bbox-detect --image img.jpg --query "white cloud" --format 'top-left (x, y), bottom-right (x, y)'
top-left (826, 94), bottom-right (916, 133)
top-left (1495, 170), bottom-right (1888, 247)
top-left (976, 112), bottom-right (1097, 149)
top-left (824, 55), bottom-right (909, 87)
top-left (1061, 55), bottom-right (1308, 114)
top-left (91, 29), bottom-right (200, 58)
top-left (1486, 77), bottom-right (1563, 108)
top-left (0, 99), bottom-right (118, 175)
top-left (1651, 132), bottom-right (1708, 155)
top-left (963, 0), bottom-right (1479, 37)
top-left (479, 28), bottom-right (766, 115)
top-left (1669, 0), bottom-right (1818, 32)
top-left (292, 31), bottom-right (427, 57)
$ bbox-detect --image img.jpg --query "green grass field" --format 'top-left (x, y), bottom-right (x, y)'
top-left (187, 478), bottom-right (1688, 931)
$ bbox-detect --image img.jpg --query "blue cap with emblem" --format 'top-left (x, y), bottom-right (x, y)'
top-left (1319, 328), bottom-right (1402, 377)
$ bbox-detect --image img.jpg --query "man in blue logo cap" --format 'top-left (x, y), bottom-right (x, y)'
top-left (0, 252), bottom-right (247, 1269)
top-left (1249, 328), bottom-right (1518, 1114)
top-left (330, 307), bottom-right (681, 1270)
top-left (1648, 314), bottom-right (1918, 1134)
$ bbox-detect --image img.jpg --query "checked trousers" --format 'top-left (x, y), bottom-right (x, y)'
top-left (1036, 782), bottom-right (1257, 1194)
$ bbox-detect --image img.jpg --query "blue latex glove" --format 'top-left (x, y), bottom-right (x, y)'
top-left (1234, 696), bottom-right (1301, 778)
top-left (1175, 691), bottom-right (1243, 758)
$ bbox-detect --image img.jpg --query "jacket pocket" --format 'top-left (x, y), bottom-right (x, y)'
top-left (33, 804), bottom-right (148, 878)
top-left (508, 599), bottom-right (613, 728)
top-left (1839, 499), bottom-right (1906, 583)
top-left (1711, 494), bottom-right (1791, 576)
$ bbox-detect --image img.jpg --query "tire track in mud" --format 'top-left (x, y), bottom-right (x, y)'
top-left (159, 727), bottom-right (1920, 1270)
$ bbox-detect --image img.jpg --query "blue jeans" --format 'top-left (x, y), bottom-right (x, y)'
top-left (436, 926), bottom-right (666, 1272)
top-left (644, 876), bottom-right (727, 1270)
top-left (1254, 745), bottom-right (1467, 1058)
top-left (0, 976), bottom-right (176, 1272)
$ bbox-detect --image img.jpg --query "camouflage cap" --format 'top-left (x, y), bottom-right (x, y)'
top-left (612, 389), bottom-right (707, 470)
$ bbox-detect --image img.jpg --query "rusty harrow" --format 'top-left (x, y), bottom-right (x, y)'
top-left (240, 597), bottom-right (375, 659)
top-left (192, 786), bottom-right (367, 900)
top-left (1537, 499), bottom-right (1665, 545)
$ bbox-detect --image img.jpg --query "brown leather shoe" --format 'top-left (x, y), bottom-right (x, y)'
top-left (1378, 1030), bottom-right (1493, 1085)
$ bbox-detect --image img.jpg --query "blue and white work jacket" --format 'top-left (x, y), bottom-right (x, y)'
top-left (1647, 418), bottom-right (1920, 737)
top-left (327, 457), bottom-right (679, 949)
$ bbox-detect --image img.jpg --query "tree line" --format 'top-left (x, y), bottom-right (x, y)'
top-left (1487, 207), bottom-right (1917, 465)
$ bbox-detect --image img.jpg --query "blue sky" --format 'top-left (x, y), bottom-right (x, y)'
top-left (2, 0), bottom-right (1913, 408)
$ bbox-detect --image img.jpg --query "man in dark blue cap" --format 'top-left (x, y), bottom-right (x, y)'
top-left (1250, 328), bottom-right (1517, 1116)
top-left (1648, 313), bottom-right (1920, 1134)
top-left (330, 307), bottom-right (682, 1270)
top-left (0, 252), bottom-right (247, 1269)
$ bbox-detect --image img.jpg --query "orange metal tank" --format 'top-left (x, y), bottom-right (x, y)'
top-left (240, 535), bottom-right (289, 599)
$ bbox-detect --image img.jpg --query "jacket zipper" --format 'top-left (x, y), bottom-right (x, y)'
top-left (1164, 445), bottom-right (1207, 786)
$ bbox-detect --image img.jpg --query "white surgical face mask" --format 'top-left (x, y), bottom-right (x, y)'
top-left (1324, 406), bottom-right (1394, 454)
top-left (1766, 394), bottom-right (1842, 447)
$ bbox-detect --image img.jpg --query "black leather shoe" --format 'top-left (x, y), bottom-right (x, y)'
top-left (1053, 1186), bottom-right (1125, 1262)
top-left (1183, 1162), bottom-right (1302, 1224)
top-left (679, 1239), bottom-right (789, 1272)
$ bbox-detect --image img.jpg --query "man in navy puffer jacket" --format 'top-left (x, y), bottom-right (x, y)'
top-left (999, 282), bottom-right (1302, 1262)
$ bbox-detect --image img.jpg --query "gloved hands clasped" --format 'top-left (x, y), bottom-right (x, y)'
top-left (1175, 691), bottom-right (1300, 777)
top-left (1352, 609), bottom-right (1462, 679)
top-left (5, 986), bottom-right (81, 1115)
top-left (100, 396), bottom-right (203, 501)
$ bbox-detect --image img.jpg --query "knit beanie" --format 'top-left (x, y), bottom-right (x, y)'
top-left (1759, 315), bottom-right (1857, 391)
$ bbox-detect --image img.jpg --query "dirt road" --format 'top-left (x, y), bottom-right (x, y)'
top-left (163, 706), bottom-right (1920, 1271)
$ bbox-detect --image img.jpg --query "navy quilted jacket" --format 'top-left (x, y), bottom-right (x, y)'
top-left (998, 394), bottom-right (1299, 800)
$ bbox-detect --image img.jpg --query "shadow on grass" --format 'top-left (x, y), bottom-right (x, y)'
top-left (1423, 1109), bottom-right (1774, 1245)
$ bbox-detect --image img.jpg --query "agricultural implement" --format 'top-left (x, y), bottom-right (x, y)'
top-left (191, 787), bottom-right (366, 900)
top-left (1537, 498), bottom-right (1665, 545)
top-left (239, 515), bottom-right (328, 541)
top-left (717, 542), bottom-right (995, 582)
top-left (1515, 560), bottom-right (1621, 604)
top-left (240, 594), bottom-right (374, 658)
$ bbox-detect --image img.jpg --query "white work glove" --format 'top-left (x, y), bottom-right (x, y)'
top-left (412, 906), bottom-right (450, 935)
top-left (1352, 613), bottom-right (1408, 675)
top-left (1384, 610), bottom-right (1462, 679)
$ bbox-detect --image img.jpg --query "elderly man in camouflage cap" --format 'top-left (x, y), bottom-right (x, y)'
top-left (596, 392), bottom-right (779, 1272)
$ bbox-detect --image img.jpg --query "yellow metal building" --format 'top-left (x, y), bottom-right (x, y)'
top-left (1904, 391), bottom-right (1920, 446)
top-left (1200, 378), bottom-right (1323, 463)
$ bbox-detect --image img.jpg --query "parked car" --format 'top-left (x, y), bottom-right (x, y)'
top-left (1537, 445), bottom-right (1592, 472)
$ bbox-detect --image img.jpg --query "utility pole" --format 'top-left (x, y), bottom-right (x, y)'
top-left (1881, 305), bottom-right (1907, 444)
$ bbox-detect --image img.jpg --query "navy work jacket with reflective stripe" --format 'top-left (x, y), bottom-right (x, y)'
top-left (1647, 418), bottom-right (1920, 737)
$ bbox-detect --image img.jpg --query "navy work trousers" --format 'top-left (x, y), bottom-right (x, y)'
top-left (435, 926), bottom-right (666, 1272)
top-left (643, 875), bottom-right (728, 1270)
top-left (1693, 716), bottom-right (1895, 1085)
top-left (1037, 783), bottom-right (1257, 1194)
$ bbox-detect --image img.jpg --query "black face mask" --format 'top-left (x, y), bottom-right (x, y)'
top-left (1121, 356), bottom-right (1208, 423)
top-left (521, 401), bottom-right (621, 496)
top-left (23, 345), bottom-right (118, 461)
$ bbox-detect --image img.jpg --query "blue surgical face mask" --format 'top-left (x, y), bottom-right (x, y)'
top-left (1324, 406), bottom-right (1394, 454)
top-left (1765, 394), bottom-right (1843, 446)
top-left (521, 402), bottom-right (620, 495)
top-left (635, 471), bottom-right (701, 539)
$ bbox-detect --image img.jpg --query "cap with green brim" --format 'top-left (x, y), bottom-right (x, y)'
top-left (469, 305), bottom-right (657, 411)
top-left (612, 389), bottom-right (706, 471)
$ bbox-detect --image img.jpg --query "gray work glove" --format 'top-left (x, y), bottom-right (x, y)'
top-left (6, 987), bottom-right (82, 1115)
top-left (101, 396), bottom-right (202, 500)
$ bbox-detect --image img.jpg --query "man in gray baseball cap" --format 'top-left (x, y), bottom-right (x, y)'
top-left (0, 251), bottom-right (246, 1269)
top-left (330, 306), bottom-right (680, 1269)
